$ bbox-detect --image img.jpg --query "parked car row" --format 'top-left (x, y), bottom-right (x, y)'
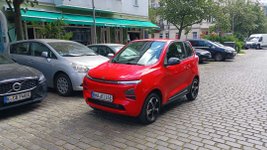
top-left (1, 38), bottom-right (237, 124)
top-left (188, 39), bottom-right (237, 62)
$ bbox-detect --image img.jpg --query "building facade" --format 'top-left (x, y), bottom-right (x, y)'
top-left (149, 0), bottom-right (214, 40)
top-left (0, 0), bottom-right (158, 44)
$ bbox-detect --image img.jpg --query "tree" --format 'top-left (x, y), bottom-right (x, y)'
top-left (158, 0), bottom-right (214, 39)
top-left (211, 0), bottom-right (267, 39)
top-left (32, 19), bottom-right (73, 40)
top-left (5, 0), bottom-right (38, 40)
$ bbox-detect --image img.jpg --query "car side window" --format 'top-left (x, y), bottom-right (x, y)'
top-left (89, 46), bottom-right (98, 52)
top-left (189, 41), bottom-right (198, 46)
top-left (259, 37), bottom-right (263, 42)
top-left (184, 42), bottom-right (193, 57)
top-left (30, 42), bottom-right (56, 58)
top-left (10, 43), bottom-right (30, 55)
top-left (98, 46), bottom-right (109, 56)
top-left (166, 42), bottom-right (187, 61)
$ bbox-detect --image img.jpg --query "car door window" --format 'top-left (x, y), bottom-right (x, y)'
top-left (89, 46), bottom-right (98, 52)
top-left (184, 42), bottom-right (193, 57)
top-left (31, 42), bottom-right (56, 58)
top-left (10, 42), bottom-right (30, 55)
top-left (166, 42), bottom-right (187, 61)
top-left (98, 46), bottom-right (109, 56)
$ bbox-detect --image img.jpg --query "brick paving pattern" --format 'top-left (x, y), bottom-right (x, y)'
top-left (0, 50), bottom-right (267, 150)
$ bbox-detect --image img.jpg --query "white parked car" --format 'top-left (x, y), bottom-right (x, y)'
top-left (9, 39), bottom-right (109, 96)
top-left (245, 34), bottom-right (267, 49)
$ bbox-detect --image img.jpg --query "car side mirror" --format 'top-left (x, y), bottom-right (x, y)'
top-left (167, 57), bottom-right (181, 66)
top-left (41, 51), bottom-right (48, 58)
top-left (107, 53), bottom-right (114, 58)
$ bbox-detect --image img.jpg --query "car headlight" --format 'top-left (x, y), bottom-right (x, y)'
top-left (224, 49), bottom-right (233, 53)
top-left (38, 74), bottom-right (46, 83)
top-left (71, 63), bottom-right (89, 73)
top-left (117, 80), bottom-right (142, 85)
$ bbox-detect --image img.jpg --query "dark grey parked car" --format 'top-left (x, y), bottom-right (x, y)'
top-left (0, 55), bottom-right (47, 110)
top-left (88, 44), bottom-right (124, 57)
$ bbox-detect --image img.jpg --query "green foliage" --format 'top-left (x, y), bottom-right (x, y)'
top-left (158, 0), bottom-right (214, 36)
top-left (203, 34), bottom-right (244, 53)
top-left (149, 8), bottom-right (158, 24)
top-left (33, 19), bottom-right (73, 40)
top-left (211, 0), bottom-right (267, 39)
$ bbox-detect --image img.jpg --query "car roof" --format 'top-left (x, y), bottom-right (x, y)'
top-left (10, 39), bottom-right (77, 44)
top-left (131, 39), bottom-right (186, 43)
top-left (88, 43), bottom-right (124, 47)
top-left (187, 39), bottom-right (206, 41)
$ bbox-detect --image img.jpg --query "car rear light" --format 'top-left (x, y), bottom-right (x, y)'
top-left (125, 88), bottom-right (136, 100)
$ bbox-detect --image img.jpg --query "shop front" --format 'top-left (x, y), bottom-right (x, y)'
top-left (21, 10), bottom-right (158, 45)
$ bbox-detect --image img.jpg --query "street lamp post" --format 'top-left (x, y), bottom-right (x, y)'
top-left (92, 0), bottom-right (97, 44)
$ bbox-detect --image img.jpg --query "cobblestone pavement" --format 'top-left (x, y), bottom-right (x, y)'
top-left (0, 50), bottom-right (267, 150)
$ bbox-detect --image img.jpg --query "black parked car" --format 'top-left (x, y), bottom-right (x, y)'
top-left (188, 39), bottom-right (237, 61)
top-left (0, 55), bottom-right (47, 110)
top-left (195, 49), bottom-right (212, 63)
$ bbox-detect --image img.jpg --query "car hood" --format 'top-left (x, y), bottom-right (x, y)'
top-left (224, 46), bottom-right (236, 52)
top-left (0, 63), bottom-right (41, 81)
top-left (89, 62), bottom-right (150, 81)
top-left (64, 55), bottom-right (109, 69)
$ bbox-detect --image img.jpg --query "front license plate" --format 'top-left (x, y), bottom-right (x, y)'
top-left (92, 91), bottom-right (113, 102)
top-left (4, 92), bottom-right (31, 104)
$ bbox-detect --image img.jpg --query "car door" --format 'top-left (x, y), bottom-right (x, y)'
top-left (184, 42), bottom-right (197, 85)
top-left (163, 42), bottom-right (189, 100)
top-left (29, 42), bottom-right (57, 86)
top-left (10, 42), bottom-right (33, 66)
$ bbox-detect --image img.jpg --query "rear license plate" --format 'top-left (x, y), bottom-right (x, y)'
top-left (4, 92), bottom-right (31, 104)
top-left (92, 91), bottom-right (113, 102)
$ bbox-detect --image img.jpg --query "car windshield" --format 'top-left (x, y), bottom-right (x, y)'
top-left (208, 41), bottom-right (221, 47)
top-left (48, 42), bottom-right (97, 57)
top-left (110, 45), bottom-right (124, 53)
top-left (247, 37), bottom-right (259, 42)
top-left (0, 55), bottom-right (14, 64)
top-left (214, 42), bottom-right (225, 47)
top-left (112, 41), bottom-right (166, 66)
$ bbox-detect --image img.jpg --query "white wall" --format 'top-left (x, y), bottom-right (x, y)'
top-left (53, 0), bottom-right (148, 17)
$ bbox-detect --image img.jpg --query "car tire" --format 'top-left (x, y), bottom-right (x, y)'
top-left (139, 93), bottom-right (161, 124)
top-left (256, 44), bottom-right (261, 49)
top-left (214, 53), bottom-right (224, 61)
top-left (55, 73), bottom-right (73, 96)
top-left (186, 78), bottom-right (199, 101)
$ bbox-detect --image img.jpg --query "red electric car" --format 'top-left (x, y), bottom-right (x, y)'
top-left (83, 39), bottom-right (199, 124)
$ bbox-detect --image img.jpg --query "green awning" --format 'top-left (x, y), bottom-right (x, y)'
top-left (21, 10), bottom-right (159, 29)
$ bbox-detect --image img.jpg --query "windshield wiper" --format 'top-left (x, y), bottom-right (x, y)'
top-left (62, 54), bottom-right (81, 57)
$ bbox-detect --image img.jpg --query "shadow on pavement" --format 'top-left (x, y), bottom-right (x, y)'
top-left (0, 103), bottom-right (41, 120)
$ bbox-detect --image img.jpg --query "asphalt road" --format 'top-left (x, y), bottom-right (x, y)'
top-left (0, 49), bottom-right (266, 150)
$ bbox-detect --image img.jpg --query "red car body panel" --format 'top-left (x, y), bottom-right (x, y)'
top-left (83, 39), bottom-right (199, 117)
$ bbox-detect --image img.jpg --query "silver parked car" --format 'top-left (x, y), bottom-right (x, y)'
top-left (9, 39), bottom-right (109, 96)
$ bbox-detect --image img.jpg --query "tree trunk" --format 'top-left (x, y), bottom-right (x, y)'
top-left (13, 0), bottom-right (24, 40)
top-left (178, 28), bottom-right (183, 40)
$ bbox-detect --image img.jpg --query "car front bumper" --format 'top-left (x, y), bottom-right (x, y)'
top-left (0, 82), bottom-right (47, 111)
top-left (69, 72), bottom-right (87, 91)
top-left (225, 51), bottom-right (237, 59)
top-left (83, 77), bottom-right (143, 117)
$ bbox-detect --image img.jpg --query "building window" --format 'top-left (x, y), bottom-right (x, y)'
top-left (159, 33), bottom-right (163, 39)
top-left (165, 32), bottom-right (169, 39)
top-left (193, 32), bottom-right (198, 39)
top-left (115, 29), bottom-right (123, 43)
top-left (101, 27), bottom-right (110, 43)
top-left (133, 0), bottom-right (138, 7)
top-left (175, 33), bottom-right (179, 39)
